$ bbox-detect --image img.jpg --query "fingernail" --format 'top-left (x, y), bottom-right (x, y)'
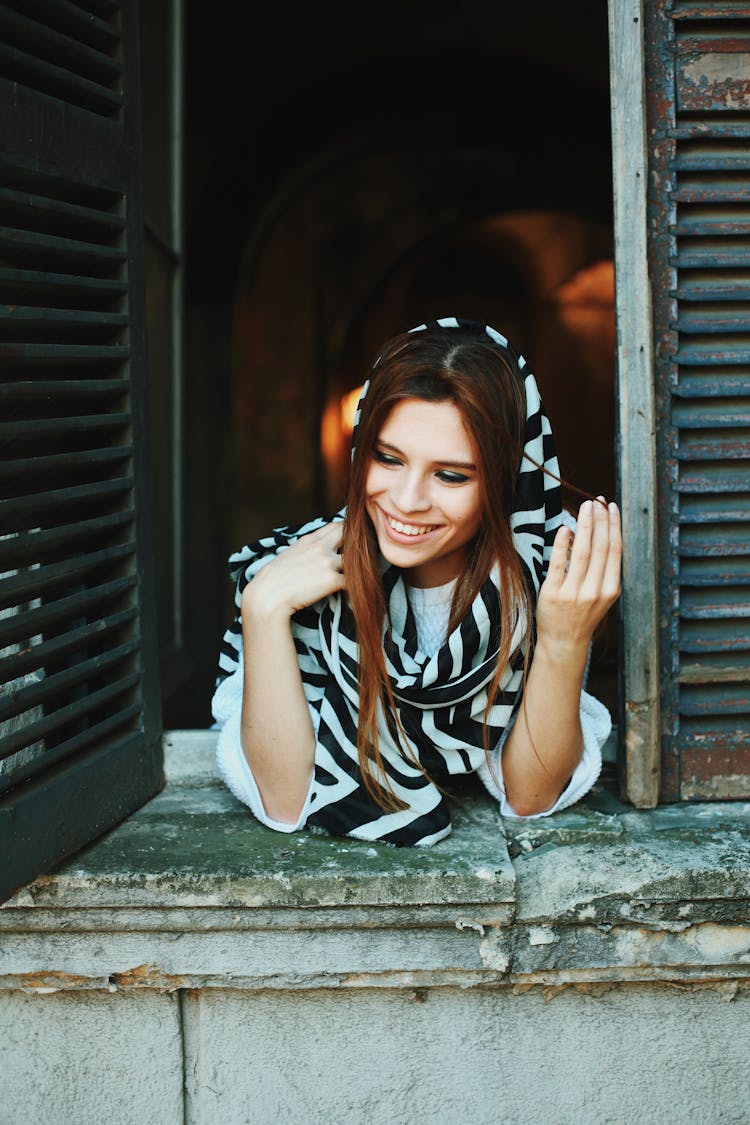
top-left (609, 501), bottom-right (618, 513)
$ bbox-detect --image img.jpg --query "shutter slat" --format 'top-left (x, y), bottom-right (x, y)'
top-left (674, 245), bottom-right (750, 266)
top-left (0, 446), bottom-right (132, 482)
top-left (677, 428), bottom-right (750, 458)
top-left (0, 543), bottom-right (134, 610)
top-left (0, 310), bottom-right (128, 336)
top-left (0, 640), bottom-right (140, 726)
top-left (0, 225), bottom-right (126, 268)
top-left (0, 7), bottom-right (120, 84)
top-left (2, 0), bottom-right (119, 52)
top-left (672, 122), bottom-right (750, 139)
top-left (672, 183), bottom-right (750, 203)
top-left (0, 672), bottom-right (141, 759)
top-left (673, 5), bottom-right (750, 19)
top-left (679, 683), bottom-right (750, 716)
top-left (0, 344), bottom-right (129, 368)
top-left (676, 30), bottom-right (750, 52)
top-left (677, 310), bottom-right (750, 332)
top-left (1, 608), bottom-right (137, 683)
top-left (677, 275), bottom-right (750, 300)
top-left (0, 42), bottom-right (121, 116)
top-left (0, 379), bottom-right (130, 397)
top-left (679, 718), bottom-right (748, 747)
top-left (0, 268), bottom-right (127, 305)
top-left (679, 654), bottom-right (750, 682)
top-left (674, 217), bottom-right (750, 238)
top-left (675, 371), bottom-right (750, 396)
top-left (0, 186), bottom-right (124, 237)
top-left (681, 556), bottom-right (750, 585)
top-left (674, 349), bottom-right (750, 370)
top-left (1, 478), bottom-right (133, 532)
top-left (0, 510), bottom-right (135, 570)
top-left (681, 587), bottom-right (750, 616)
top-left (673, 396), bottom-right (750, 422)
top-left (679, 493), bottom-right (750, 521)
top-left (680, 618), bottom-right (750, 651)
top-left (0, 576), bottom-right (137, 652)
top-left (0, 413), bottom-right (131, 437)
top-left (673, 155), bottom-right (750, 172)
top-left (77, 0), bottom-right (120, 20)
top-left (679, 462), bottom-right (749, 490)
top-left (0, 715), bottom-right (141, 800)
top-left (680, 523), bottom-right (750, 555)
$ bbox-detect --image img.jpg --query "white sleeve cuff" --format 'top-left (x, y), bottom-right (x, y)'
top-left (477, 689), bottom-right (609, 819)
top-left (212, 666), bottom-right (314, 833)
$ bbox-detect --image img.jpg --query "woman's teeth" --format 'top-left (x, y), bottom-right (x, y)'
top-left (387, 516), bottom-right (437, 536)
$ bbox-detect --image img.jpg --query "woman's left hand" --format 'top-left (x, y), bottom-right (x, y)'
top-left (535, 499), bottom-right (622, 657)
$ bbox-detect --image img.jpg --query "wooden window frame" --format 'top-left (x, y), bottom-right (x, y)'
top-left (608, 0), bottom-right (661, 806)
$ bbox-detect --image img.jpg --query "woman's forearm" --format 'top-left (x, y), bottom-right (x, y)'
top-left (240, 596), bottom-right (317, 823)
top-left (502, 500), bottom-right (622, 816)
top-left (237, 522), bottom-right (346, 824)
top-left (500, 637), bottom-right (588, 816)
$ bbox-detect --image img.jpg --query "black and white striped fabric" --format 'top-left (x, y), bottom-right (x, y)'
top-left (215, 318), bottom-right (563, 846)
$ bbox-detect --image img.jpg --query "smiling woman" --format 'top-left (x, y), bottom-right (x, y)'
top-left (211, 318), bottom-right (621, 845)
top-left (366, 398), bottom-right (482, 588)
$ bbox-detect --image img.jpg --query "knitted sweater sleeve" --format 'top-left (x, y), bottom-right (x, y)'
top-left (211, 653), bottom-right (316, 832)
top-left (474, 504), bottom-right (609, 819)
top-left (475, 688), bottom-right (608, 818)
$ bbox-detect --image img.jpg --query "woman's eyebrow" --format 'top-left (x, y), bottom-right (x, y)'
top-left (435, 459), bottom-right (477, 470)
top-left (376, 439), bottom-right (476, 470)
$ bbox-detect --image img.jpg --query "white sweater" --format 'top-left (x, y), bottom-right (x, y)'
top-left (212, 574), bottom-right (609, 834)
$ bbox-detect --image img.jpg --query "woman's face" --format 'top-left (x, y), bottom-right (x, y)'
top-left (365, 397), bottom-right (483, 588)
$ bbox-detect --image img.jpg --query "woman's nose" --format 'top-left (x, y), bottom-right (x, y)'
top-left (391, 471), bottom-right (431, 513)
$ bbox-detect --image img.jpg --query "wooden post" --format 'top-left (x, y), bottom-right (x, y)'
top-left (608, 0), bottom-right (661, 806)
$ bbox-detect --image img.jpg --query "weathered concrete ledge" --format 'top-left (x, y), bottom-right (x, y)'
top-left (1, 730), bottom-right (749, 993)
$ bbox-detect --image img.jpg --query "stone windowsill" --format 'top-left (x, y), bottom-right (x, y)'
top-left (1, 730), bottom-right (749, 993)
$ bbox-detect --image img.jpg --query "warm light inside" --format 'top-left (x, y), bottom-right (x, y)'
top-left (320, 383), bottom-right (365, 487)
top-left (340, 384), bottom-right (364, 435)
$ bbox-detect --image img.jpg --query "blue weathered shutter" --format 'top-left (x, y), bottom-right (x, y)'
top-left (646, 0), bottom-right (750, 799)
top-left (0, 0), bottom-right (163, 901)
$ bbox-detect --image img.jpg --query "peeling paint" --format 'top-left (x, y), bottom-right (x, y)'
top-left (613, 923), bottom-right (750, 968)
top-left (12, 970), bottom-right (97, 993)
top-left (478, 930), bottom-right (510, 974)
top-left (455, 918), bottom-right (485, 937)
top-left (107, 963), bottom-right (186, 988)
top-left (680, 52), bottom-right (750, 110)
top-left (528, 927), bottom-right (559, 947)
top-left (473, 868), bottom-right (499, 881)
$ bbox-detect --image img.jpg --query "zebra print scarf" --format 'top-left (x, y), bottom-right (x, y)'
top-left (216, 319), bottom-right (563, 845)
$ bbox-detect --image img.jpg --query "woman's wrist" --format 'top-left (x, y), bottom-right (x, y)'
top-left (241, 572), bottom-right (294, 624)
top-left (532, 632), bottom-right (591, 676)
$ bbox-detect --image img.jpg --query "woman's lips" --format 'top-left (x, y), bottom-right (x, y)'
top-left (378, 507), bottom-right (441, 544)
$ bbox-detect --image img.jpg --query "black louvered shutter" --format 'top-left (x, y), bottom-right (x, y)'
top-left (646, 1), bottom-right (750, 800)
top-left (0, 0), bottom-right (162, 902)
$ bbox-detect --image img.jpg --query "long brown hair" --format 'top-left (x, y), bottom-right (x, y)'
top-left (341, 324), bottom-right (536, 810)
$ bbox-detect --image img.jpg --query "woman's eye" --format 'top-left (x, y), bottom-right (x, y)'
top-left (373, 449), bottom-right (401, 466)
top-left (436, 470), bottom-right (470, 484)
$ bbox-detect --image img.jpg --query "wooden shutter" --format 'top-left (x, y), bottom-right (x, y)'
top-left (0, 0), bottom-right (163, 902)
top-left (645, 0), bottom-right (750, 800)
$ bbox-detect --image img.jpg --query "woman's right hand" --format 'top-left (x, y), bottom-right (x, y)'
top-left (242, 522), bottom-right (346, 621)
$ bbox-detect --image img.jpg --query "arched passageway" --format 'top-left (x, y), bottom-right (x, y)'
top-left (178, 7), bottom-right (615, 724)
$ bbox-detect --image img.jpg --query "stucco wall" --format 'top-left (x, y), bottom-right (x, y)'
top-left (1, 989), bottom-right (183, 1125)
top-left (3, 734), bottom-right (750, 1125)
top-left (3, 982), bottom-right (749, 1124)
